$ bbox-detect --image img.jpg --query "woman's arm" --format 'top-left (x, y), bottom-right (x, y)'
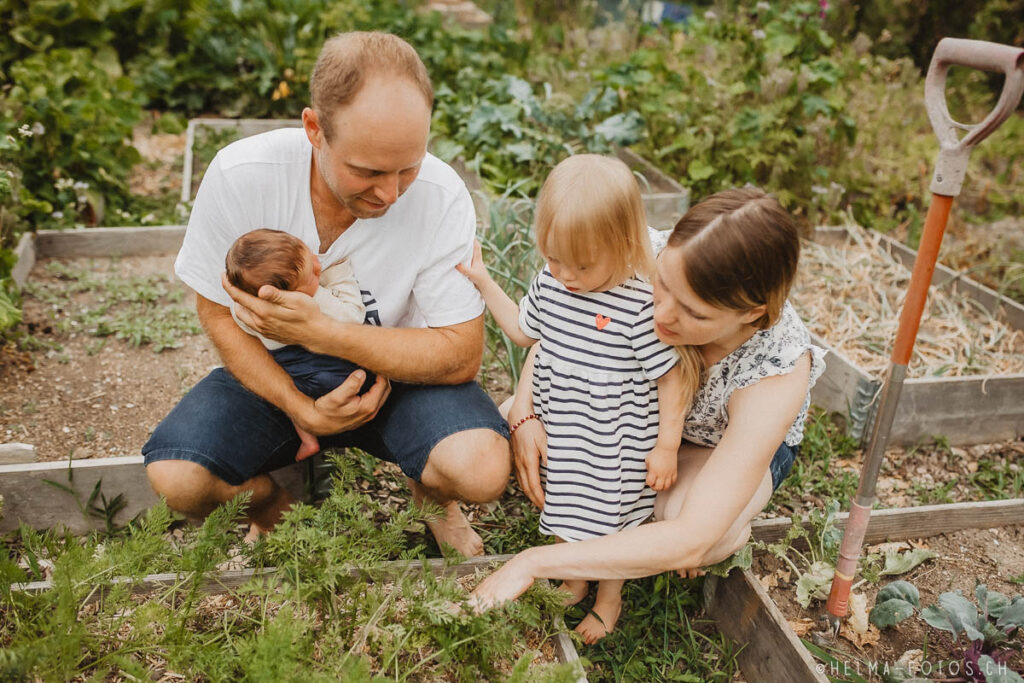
top-left (472, 354), bottom-right (812, 608)
top-left (456, 240), bottom-right (536, 347)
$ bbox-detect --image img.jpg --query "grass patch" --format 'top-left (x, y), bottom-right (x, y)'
top-left (578, 574), bottom-right (742, 682)
top-left (23, 261), bottom-right (200, 352)
top-left (0, 457), bottom-right (581, 682)
top-left (771, 408), bottom-right (860, 513)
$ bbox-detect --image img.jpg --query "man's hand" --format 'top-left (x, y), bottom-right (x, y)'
top-left (222, 272), bottom-right (328, 349)
top-left (511, 416), bottom-right (547, 509)
top-left (294, 369), bottom-right (391, 436)
top-left (645, 444), bottom-right (679, 491)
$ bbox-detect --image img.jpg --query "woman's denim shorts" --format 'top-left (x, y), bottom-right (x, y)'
top-left (142, 346), bottom-right (509, 486)
top-left (769, 441), bottom-right (799, 491)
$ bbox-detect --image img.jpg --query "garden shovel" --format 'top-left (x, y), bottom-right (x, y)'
top-left (825, 37), bottom-right (1024, 626)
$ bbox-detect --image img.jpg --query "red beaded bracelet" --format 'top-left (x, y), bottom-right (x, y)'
top-left (509, 414), bottom-right (540, 434)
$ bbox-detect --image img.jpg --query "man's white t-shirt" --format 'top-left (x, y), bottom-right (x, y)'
top-left (175, 128), bottom-right (483, 330)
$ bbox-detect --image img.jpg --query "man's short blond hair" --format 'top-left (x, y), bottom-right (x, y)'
top-left (310, 31), bottom-right (433, 140)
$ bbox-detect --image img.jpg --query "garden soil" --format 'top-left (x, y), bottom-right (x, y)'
top-left (1, 254), bottom-right (216, 462)
top-left (754, 526), bottom-right (1024, 679)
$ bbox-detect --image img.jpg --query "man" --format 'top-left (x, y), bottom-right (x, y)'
top-left (143, 32), bottom-right (511, 556)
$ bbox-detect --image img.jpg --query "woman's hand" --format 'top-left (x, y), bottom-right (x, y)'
top-left (469, 551), bottom-right (538, 612)
top-left (295, 370), bottom-right (391, 436)
top-left (222, 272), bottom-right (327, 348)
top-left (510, 414), bottom-right (546, 509)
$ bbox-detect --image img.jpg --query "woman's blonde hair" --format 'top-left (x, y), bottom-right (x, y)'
top-left (668, 187), bottom-right (800, 330)
top-left (534, 154), bottom-right (654, 281)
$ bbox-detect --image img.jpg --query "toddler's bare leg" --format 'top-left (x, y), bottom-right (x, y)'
top-left (575, 579), bottom-right (624, 644)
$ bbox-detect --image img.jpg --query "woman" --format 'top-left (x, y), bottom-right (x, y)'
top-left (471, 188), bottom-right (826, 622)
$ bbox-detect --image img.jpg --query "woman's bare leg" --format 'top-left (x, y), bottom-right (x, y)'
top-left (653, 443), bottom-right (773, 578)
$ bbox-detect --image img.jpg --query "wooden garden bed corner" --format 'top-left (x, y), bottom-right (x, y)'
top-left (703, 498), bottom-right (1024, 682)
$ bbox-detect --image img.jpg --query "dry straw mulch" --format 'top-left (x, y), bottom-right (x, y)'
top-left (792, 225), bottom-right (1024, 378)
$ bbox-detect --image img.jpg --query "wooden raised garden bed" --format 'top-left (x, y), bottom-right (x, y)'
top-left (707, 498), bottom-right (1024, 682)
top-left (799, 225), bottom-right (1024, 446)
top-left (2, 224), bottom-right (312, 533)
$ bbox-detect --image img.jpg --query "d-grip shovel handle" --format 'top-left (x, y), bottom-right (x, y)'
top-left (925, 37), bottom-right (1024, 196)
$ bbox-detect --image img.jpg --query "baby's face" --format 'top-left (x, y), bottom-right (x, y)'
top-left (296, 249), bottom-right (322, 297)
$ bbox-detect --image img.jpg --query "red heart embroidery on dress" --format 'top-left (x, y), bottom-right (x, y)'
top-left (596, 314), bottom-right (611, 330)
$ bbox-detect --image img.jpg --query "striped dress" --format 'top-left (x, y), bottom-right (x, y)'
top-left (519, 268), bottom-right (679, 542)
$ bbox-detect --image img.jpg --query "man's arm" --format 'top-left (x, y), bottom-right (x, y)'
top-left (197, 294), bottom-right (388, 435)
top-left (224, 275), bottom-right (484, 385)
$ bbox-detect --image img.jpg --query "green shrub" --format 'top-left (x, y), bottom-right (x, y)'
top-left (595, 2), bottom-right (857, 224)
top-left (1, 47), bottom-right (143, 227)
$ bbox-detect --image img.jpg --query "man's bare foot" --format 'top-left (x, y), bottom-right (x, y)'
top-left (575, 591), bottom-right (622, 644)
top-left (428, 499), bottom-right (484, 557)
top-left (556, 579), bottom-right (589, 606)
top-left (409, 480), bottom-right (484, 557)
top-left (243, 522), bottom-right (269, 545)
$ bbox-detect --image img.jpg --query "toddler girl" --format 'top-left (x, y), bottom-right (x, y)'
top-left (457, 154), bottom-right (692, 642)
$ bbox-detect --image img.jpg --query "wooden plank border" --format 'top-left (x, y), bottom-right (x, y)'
top-left (11, 554), bottom-right (585, 679)
top-left (751, 497), bottom-right (1024, 545)
top-left (34, 225), bottom-right (186, 258)
top-left (11, 230), bottom-right (35, 288)
top-left (705, 568), bottom-right (828, 683)
top-left (0, 455), bottom-right (309, 534)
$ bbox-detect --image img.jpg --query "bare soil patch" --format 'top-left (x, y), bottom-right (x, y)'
top-left (754, 526), bottom-right (1024, 680)
top-left (1, 254), bottom-right (215, 462)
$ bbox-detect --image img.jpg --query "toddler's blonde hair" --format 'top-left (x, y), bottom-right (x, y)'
top-left (535, 154), bottom-right (653, 282)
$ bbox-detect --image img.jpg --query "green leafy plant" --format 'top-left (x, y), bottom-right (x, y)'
top-left (869, 580), bottom-right (921, 628)
top-left (24, 262), bottom-right (201, 352)
top-left (763, 498), bottom-right (843, 607)
top-left (919, 584), bottom-right (1024, 682)
top-left (0, 456), bottom-right (582, 681)
top-left (582, 572), bottom-right (742, 682)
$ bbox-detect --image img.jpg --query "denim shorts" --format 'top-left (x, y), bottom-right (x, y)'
top-left (769, 441), bottom-right (799, 491)
top-left (142, 348), bottom-right (509, 486)
top-left (682, 440), bottom-right (797, 492)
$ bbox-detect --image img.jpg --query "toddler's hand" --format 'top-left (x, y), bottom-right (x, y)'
top-left (645, 444), bottom-right (678, 491)
top-left (454, 240), bottom-right (489, 287)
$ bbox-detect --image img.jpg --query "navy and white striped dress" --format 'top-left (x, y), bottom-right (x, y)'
top-left (519, 268), bottom-right (679, 542)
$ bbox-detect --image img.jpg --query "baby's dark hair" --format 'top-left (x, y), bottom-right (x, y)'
top-left (225, 229), bottom-right (310, 296)
top-left (668, 187), bottom-right (800, 330)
